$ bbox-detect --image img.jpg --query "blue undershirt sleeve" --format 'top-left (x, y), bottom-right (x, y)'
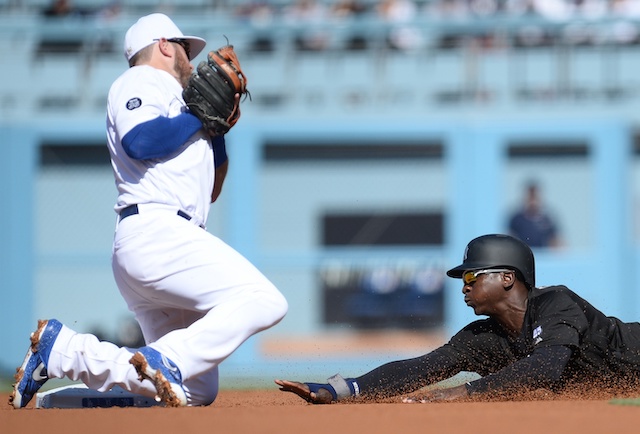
top-left (211, 135), bottom-right (228, 168)
top-left (121, 112), bottom-right (204, 160)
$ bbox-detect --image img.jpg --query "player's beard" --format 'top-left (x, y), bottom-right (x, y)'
top-left (174, 54), bottom-right (192, 89)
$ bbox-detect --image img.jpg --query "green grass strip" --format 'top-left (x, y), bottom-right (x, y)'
top-left (609, 397), bottom-right (640, 406)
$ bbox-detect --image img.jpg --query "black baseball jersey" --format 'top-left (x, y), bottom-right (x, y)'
top-left (356, 285), bottom-right (640, 398)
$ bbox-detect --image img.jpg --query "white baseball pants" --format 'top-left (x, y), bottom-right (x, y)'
top-left (46, 206), bottom-right (288, 405)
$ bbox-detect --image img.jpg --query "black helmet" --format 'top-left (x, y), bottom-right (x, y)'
top-left (446, 234), bottom-right (535, 288)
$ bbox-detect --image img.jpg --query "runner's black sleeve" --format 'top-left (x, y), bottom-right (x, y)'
top-left (355, 349), bottom-right (465, 397)
top-left (465, 345), bottom-right (572, 394)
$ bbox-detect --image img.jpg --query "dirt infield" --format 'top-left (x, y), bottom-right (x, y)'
top-left (2, 389), bottom-right (640, 434)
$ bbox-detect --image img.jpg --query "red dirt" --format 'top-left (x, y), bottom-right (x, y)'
top-left (3, 389), bottom-right (640, 434)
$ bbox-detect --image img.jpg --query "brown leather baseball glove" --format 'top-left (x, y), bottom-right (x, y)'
top-left (182, 45), bottom-right (249, 136)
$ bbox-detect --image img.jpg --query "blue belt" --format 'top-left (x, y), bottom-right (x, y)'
top-left (119, 204), bottom-right (204, 229)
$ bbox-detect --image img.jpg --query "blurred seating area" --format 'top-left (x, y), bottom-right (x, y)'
top-left (5, 0), bottom-right (640, 26)
top-left (3, 0), bottom-right (640, 119)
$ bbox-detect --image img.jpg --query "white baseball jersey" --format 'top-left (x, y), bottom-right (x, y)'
top-left (106, 65), bottom-right (213, 225)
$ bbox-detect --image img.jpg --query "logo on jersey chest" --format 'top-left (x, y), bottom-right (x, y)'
top-left (533, 325), bottom-right (543, 345)
top-left (126, 98), bottom-right (142, 110)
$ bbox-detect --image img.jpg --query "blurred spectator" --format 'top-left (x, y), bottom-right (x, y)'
top-left (377, 0), bottom-right (417, 20)
top-left (573, 0), bottom-right (608, 19)
top-left (95, 1), bottom-right (122, 23)
top-left (42, 0), bottom-right (73, 16)
top-left (234, 0), bottom-right (276, 25)
top-left (330, 0), bottom-right (372, 49)
top-left (508, 181), bottom-right (562, 248)
top-left (41, 0), bottom-right (91, 18)
top-left (283, 0), bottom-right (331, 51)
top-left (331, 0), bottom-right (371, 19)
top-left (377, 0), bottom-right (423, 51)
top-left (91, 1), bottom-right (123, 54)
top-left (529, 0), bottom-right (566, 19)
top-left (234, 0), bottom-right (278, 52)
top-left (425, 0), bottom-right (471, 20)
top-left (468, 0), bottom-right (500, 17)
top-left (503, 0), bottom-right (537, 16)
top-left (611, 0), bottom-right (640, 17)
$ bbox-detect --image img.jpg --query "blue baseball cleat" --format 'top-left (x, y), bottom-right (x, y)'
top-left (129, 347), bottom-right (187, 407)
top-left (9, 319), bottom-right (63, 409)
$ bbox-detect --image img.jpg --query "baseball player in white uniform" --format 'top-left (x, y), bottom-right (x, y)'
top-left (10, 13), bottom-right (288, 408)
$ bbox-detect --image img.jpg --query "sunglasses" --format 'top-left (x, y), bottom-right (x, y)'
top-left (169, 38), bottom-right (191, 59)
top-left (462, 269), bottom-right (514, 285)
